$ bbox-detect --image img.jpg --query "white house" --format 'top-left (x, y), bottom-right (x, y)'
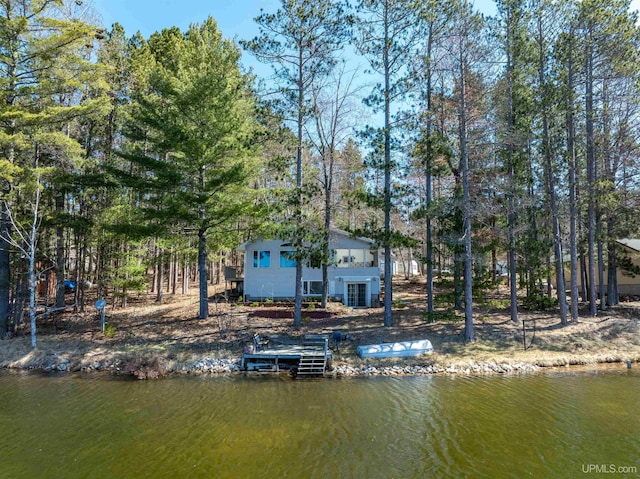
top-left (238, 229), bottom-right (381, 307)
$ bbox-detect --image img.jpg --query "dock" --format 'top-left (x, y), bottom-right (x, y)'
top-left (241, 335), bottom-right (332, 377)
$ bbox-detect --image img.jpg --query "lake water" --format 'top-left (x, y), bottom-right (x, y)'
top-left (1, 367), bottom-right (639, 478)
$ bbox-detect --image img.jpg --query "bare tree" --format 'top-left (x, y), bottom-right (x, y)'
top-left (532, 1), bottom-right (568, 326)
top-left (308, 64), bottom-right (363, 308)
top-left (356, 0), bottom-right (423, 327)
top-left (243, 0), bottom-right (350, 326)
top-left (2, 172), bottom-right (45, 348)
top-left (446, 0), bottom-right (487, 341)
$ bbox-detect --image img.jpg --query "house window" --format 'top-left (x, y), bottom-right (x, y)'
top-left (351, 249), bottom-right (365, 267)
top-left (335, 249), bottom-right (350, 268)
top-left (335, 248), bottom-right (371, 268)
top-left (279, 251), bottom-right (296, 268)
top-left (303, 281), bottom-right (323, 296)
top-left (253, 250), bottom-right (270, 268)
top-left (367, 250), bottom-right (376, 267)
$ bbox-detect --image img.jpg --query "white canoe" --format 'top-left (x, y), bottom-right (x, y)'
top-left (357, 339), bottom-right (434, 359)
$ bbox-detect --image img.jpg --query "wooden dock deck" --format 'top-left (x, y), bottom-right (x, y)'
top-left (241, 336), bottom-right (332, 377)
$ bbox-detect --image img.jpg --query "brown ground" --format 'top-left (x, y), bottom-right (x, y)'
top-left (2, 277), bottom-right (639, 375)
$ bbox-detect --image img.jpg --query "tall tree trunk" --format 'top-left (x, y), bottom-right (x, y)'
top-left (607, 238), bottom-right (618, 306)
top-left (577, 178), bottom-right (588, 303)
top-left (156, 248), bottom-right (164, 303)
top-left (168, 250), bottom-right (175, 294)
top-left (151, 246), bottom-right (157, 294)
top-left (14, 265), bottom-right (27, 333)
top-left (424, 19), bottom-right (434, 315)
top-left (198, 164), bottom-right (208, 319)
top-left (596, 216), bottom-right (606, 309)
top-left (28, 175), bottom-right (43, 348)
top-left (29, 248), bottom-right (37, 348)
top-left (182, 263), bottom-right (189, 295)
top-left (0, 31), bottom-right (17, 339)
top-left (73, 233), bottom-right (80, 312)
top-left (293, 44), bottom-right (304, 327)
top-left (0, 200), bottom-right (10, 339)
top-left (77, 234), bottom-right (86, 313)
top-left (567, 29), bottom-right (579, 322)
top-left (172, 252), bottom-right (178, 295)
top-left (321, 182), bottom-right (331, 309)
top-left (198, 230), bottom-right (208, 319)
top-left (120, 244), bottom-right (127, 308)
top-left (585, 38), bottom-right (597, 316)
top-left (97, 242), bottom-right (106, 303)
top-left (55, 195), bottom-right (66, 310)
top-left (459, 43), bottom-right (474, 342)
top-left (537, 14), bottom-right (568, 326)
top-left (602, 82), bottom-right (618, 307)
top-left (505, 5), bottom-right (519, 324)
top-left (383, 0), bottom-right (393, 327)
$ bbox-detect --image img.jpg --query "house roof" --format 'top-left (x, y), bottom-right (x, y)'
top-left (617, 238), bottom-right (640, 252)
top-left (558, 239), bottom-right (640, 262)
top-left (330, 227), bottom-right (376, 245)
top-left (237, 227), bottom-right (375, 251)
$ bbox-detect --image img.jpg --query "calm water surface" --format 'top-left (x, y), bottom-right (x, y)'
top-left (1, 367), bottom-right (639, 478)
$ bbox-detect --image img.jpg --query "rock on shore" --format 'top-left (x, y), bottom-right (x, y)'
top-left (173, 357), bottom-right (543, 376)
top-left (5, 352), bottom-right (635, 378)
top-left (332, 361), bottom-right (540, 376)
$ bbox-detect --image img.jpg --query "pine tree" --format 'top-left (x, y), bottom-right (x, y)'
top-left (0, 0), bottom-right (108, 339)
top-left (447, 0), bottom-right (488, 341)
top-left (494, 0), bottom-right (535, 324)
top-left (115, 18), bottom-right (259, 319)
top-left (242, 0), bottom-right (350, 325)
top-left (355, 0), bottom-right (423, 327)
top-left (412, 1), bottom-right (450, 316)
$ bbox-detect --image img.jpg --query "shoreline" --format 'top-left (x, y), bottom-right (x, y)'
top-left (2, 343), bottom-right (637, 379)
top-left (2, 280), bottom-right (638, 379)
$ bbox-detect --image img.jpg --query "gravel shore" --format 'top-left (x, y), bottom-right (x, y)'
top-left (31, 353), bottom-right (633, 379)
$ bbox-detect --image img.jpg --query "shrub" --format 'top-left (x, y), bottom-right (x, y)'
top-left (485, 299), bottom-right (511, 310)
top-left (103, 323), bottom-right (116, 338)
top-left (522, 293), bottom-right (557, 311)
top-left (121, 354), bottom-right (167, 380)
top-left (393, 299), bottom-right (407, 309)
top-left (422, 310), bottom-right (462, 323)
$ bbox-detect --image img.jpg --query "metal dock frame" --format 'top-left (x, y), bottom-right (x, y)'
top-left (296, 337), bottom-right (329, 377)
top-left (240, 336), bottom-right (331, 377)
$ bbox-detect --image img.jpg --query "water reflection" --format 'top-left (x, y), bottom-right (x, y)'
top-left (1, 368), bottom-right (639, 478)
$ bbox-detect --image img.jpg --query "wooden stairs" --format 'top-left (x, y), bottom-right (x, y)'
top-left (296, 338), bottom-right (329, 377)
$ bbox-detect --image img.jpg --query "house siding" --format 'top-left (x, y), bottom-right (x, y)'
top-left (240, 232), bottom-right (381, 306)
top-left (555, 239), bottom-right (640, 296)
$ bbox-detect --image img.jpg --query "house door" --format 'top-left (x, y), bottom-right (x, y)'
top-left (347, 283), bottom-right (368, 308)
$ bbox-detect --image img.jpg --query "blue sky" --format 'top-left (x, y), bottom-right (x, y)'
top-left (93, 0), bottom-right (640, 42)
top-left (93, 0), bottom-right (281, 41)
top-left (92, 0), bottom-right (285, 77)
top-left (91, 0), bottom-right (498, 80)
top-left (92, 0), bottom-right (640, 128)
top-left (92, 1), bottom-right (510, 41)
